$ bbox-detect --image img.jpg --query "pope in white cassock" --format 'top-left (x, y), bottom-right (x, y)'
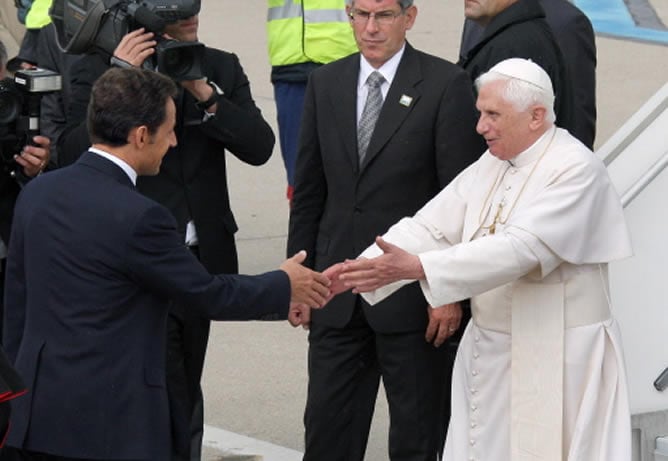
top-left (332, 58), bottom-right (633, 461)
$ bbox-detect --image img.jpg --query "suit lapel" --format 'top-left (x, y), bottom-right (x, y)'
top-left (328, 56), bottom-right (361, 170)
top-left (360, 43), bottom-right (422, 172)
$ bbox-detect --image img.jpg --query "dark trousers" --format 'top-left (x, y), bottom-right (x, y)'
top-left (273, 81), bottom-right (307, 187)
top-left (304, 301), bottom-right (455, 461)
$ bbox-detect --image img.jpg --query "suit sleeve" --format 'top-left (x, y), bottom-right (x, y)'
top-left (434, 68), bottom-right (486, 187)
top-left (199, 52), bottom-right (275, 166)
top-left (286, 75), bottom-right (325, 268)
top-left (126, 204), bottom-right (290, 320)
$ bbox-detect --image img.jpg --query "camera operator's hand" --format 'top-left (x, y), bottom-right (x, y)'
top-left (113, 28), bottom-right (157, 68)
top-left (16, 135), bottom-right (50, 178)
top-left (181, 79), bottom-right (219, 114)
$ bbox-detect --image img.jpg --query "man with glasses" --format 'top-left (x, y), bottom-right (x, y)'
top-left (287, 1), bottom-right (485, 459)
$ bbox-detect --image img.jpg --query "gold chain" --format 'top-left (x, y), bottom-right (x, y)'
top-left (479, 128), bottom-right (557, 234)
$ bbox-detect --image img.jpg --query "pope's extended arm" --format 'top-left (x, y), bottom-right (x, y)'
top-left (340, 237), bottom-right (425, 293)
top-left (342, 224), bottom-right (561, 307)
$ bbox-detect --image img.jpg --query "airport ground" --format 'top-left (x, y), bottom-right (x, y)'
top-left (1, 1), bottom-right (667, 460)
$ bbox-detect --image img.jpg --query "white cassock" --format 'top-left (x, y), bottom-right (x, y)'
top-left (360, 127), bottom-right (633, 461)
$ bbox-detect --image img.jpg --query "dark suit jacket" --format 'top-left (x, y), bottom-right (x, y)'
top-left (459, 0), bottom-right (596, 148)
top-left (457, 0), bottom-right (576, 147)
top-left (58, 47), bottom-right (275, 275)
top-left (2, 152), bottom-right (290, 459)
top-left (287, 43), bottom-right (485, 333)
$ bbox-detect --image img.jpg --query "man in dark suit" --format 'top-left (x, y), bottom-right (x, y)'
top-left (2, 67), bottom-right (330, 461)
top-left (287, 1), bottom-right (485, 459)
top-left (459, 0), bottom-right (597, 149)
top-left (457, 0), bottom-right (579, 149)
top-left (56, 12), bottom-right (276, 460)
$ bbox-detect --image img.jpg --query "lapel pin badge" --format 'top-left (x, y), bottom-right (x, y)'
top-left (399, 94), bottom-right (413, 107)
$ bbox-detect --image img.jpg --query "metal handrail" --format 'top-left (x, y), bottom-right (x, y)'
top-left (619, 150), bottom-right (668, 208)
top-left (601, 94), bottom-right (668, 168)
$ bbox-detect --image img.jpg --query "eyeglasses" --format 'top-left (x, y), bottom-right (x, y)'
top-left (349, 9), bottom-right (405, 26)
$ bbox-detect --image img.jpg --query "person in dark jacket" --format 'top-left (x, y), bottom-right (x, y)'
top-left (459, 0), bottom-right (596, 149)
top-left (2, 67), bottom-right (328, 461)
top-left (457, 0), bottom-right (577, 147)
top-left (56, 13), bottom-right (276, 461)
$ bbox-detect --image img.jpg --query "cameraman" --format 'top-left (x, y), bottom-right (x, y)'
top-left (56, 12), bottom-right (275, 461)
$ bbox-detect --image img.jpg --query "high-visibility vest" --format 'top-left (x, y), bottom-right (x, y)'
top-left (267, 0), bottom-right (358, 66)
top-left (25, 0), bottom-right (52, 29)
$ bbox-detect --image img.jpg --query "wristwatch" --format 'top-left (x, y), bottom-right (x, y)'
top-left (195, 79), bottom-right (224, 112)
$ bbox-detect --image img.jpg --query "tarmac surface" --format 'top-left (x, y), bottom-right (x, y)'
top-left (192, 2), bottom-right (667, 460)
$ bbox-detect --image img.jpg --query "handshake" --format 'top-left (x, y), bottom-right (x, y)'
top-left (282, 237), bottom-right (422, 329)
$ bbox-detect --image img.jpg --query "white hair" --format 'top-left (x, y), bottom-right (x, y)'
top-left (475, 71), bottom-right (556, 123)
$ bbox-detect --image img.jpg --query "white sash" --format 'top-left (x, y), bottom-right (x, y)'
top-left (471, 266), bottom-right (611, 461)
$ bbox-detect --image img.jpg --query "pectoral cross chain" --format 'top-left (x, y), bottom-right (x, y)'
top-left (488, 202), bottom-right (504, 235)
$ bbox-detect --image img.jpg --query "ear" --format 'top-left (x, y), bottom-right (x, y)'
top-left (405, 5), bottom-right (418, 30)
top-left (128, 125), bottom-right (150, 149)
top-left (528, 106), bottom-right (547, 130)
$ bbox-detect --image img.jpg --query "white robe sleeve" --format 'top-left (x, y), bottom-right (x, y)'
top-left (418, 227), bottom-right (562, 306)
top-left (359, 214), bottom-right (453, 305)
top-left (362, 226), bottom-right (562, 307)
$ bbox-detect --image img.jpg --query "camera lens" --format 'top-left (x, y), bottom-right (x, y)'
top-left (161, 47), bottom-right (190, 78)
top-left (156, 40), bottom-right (205, 81)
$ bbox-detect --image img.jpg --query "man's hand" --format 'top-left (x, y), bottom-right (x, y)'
top-left (15, 135), bottom-right (50, 177)
top-left (321, 262), bottom-right (350, 303)
top-left (181, 78), bottom-right (219, 114)
top-left (280, 251), bottom-right (331, 308)
top-left (288, 302), bottom-right (311, 330)
top-left (339, 237), bottom-right (424, 293)
top-left (113, 28), bottom-right (156, 67)
top-left (425, 303), bottom-right (462, 347)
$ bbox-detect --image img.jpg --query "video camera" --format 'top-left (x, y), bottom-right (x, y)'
top-left (50, 0), bottom-right (204, 80)
top-left (0, 69), bottom-right (62, 167)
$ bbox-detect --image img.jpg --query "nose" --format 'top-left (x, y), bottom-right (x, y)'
top-left (364, 15), bottom-right (380, 33)
top-left (476, 115), bottom-right (487, 135)
top-left (170, 132), bottom-right (178, 148)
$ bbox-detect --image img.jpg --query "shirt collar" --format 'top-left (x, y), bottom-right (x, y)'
top-left (89, 147), bottom-right (138, 185)
top-left (358, 43), bottom-right (406, 89)
top-left (508, 126), bottom-right (556, 168)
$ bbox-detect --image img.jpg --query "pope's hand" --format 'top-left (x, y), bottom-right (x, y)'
top-left (339, 237), bottom-right (424, 293)
top-left (425, 303), bottom-right (462, 347)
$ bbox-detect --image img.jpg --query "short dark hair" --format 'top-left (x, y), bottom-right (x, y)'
top-left (87, 67), bottom-right (178, 147)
